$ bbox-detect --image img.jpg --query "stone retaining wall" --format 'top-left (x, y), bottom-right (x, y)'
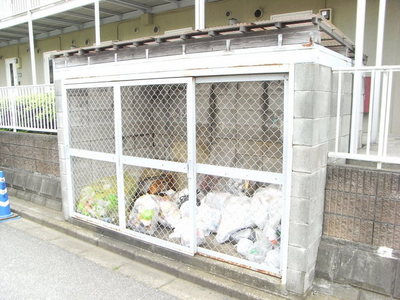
top-left (0, 131), bottom-right (61, 211)
top-left (316, 163), bottom-right (400, 298)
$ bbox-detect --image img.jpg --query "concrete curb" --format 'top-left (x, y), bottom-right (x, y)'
top-left (10, 197), bottom-right (296, 300)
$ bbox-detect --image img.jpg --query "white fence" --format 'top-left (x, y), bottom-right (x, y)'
top-left (329, 66), bottom-right (400, 167)
top-left (0, 0), bottom-right (58, 18)
top-left (0, 84), bottom-right (56, 133)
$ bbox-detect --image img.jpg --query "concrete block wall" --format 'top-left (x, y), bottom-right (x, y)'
top-left (0, 130), bottom-right (61, 210)
top-left (0, 131), bottom-right (59, 177)
top-left (316, 237), bottom-right (400, 299)
top-left (324, 164), bottom-right (400, 250)
top-left (3, 167), bottom-right (62, 211)
top-left (287, 63), bottom-right (334, 294)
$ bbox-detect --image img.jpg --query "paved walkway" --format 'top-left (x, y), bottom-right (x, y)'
top-left (0, 218), bottom-right (234, 300)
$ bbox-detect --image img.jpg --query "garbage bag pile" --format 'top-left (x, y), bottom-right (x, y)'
top-left (76, 174), bottom-right (137, 223)
top-left (126, 173), bottom-right (282, 271)
top-left (77, 171), bottom-right (282, 272)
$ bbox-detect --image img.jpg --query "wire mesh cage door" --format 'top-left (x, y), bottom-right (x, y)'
top-left (120, 79), bottom-right (196, 255)
top-left (66, 85), bottom-right (122, 231)
top-left (65, 79), bottom-right (198, 255)
top-left (193, 75), bottom-right (287, 276)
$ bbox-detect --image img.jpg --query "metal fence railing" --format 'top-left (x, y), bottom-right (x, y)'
top-left (0, 84), bottom-right (56, 133)
top-left (0, 0), bottom-right (58, 18)
top-left (328, 66), bottom-right (400, 168)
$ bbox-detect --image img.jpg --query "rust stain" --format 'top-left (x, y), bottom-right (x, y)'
top-left (302, 37), bottom-right (314, 47)
top-left (198, 253), bottom-right (282, 279)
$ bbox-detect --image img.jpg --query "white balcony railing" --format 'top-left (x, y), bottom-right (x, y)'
top-left (0, 84), bottom-right (56, 133)
top-left (329, 66), bottom-right (400, 167)
top-left (0, 0), bottom-right (59, 19)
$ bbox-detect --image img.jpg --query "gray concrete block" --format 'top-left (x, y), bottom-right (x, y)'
top-left (294, 63), bottom-right (332, 92)
top-left (294, 63), bottom-right (317, 91)
top-left (290, 197), bottom-right (310, 225)
top-left (40, 177), bottom-right (60, 198)
top-left (287, 245), bottom-right (308, 272)
top-left (19, 133), bottom-right (35, 147)
top-left (292, 143), bottom-right (328, 173)
top-left (394, 261), bottom-right (400, 298)
top-left (315, 241), bottom-right (341, 281)
top-left (25, 174), bottom-right (43, 193)
top-left (31, 194), bottom-right (47, 206)
top-left (7, 187), bottom-right (16, 196)
top-left (3, 169), bottom-right (14, 187)
top-left (293, 118), bottom-right (330, 146)
top-left (45, 197), bottom-right (62, 211)
top-left (286, 268), bottom-right (306, 294)
top-left (16, 190), bottom-right (31, 201)
top-left (56, 182), bottom-right (62, 200)
top-left (304, 267), bottom-right (315, 295)
top-left (337, 246), bottom-right (397, 296)
top-left (316, 65), bottom-right (332, 92)
top-left (291, 168), bottom-right (327, 199)
top-left (294, 91), bottom-right (331, 119)
top-left (289, 215), bottom-right (323, 250)
top-left (12, 171), bottom-right (28, 190)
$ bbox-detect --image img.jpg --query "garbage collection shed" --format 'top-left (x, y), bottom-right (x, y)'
top-left (54, 16), bottom-right (353, 296)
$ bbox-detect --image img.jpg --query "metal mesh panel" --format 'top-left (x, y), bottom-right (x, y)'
top-left (196, 175), bottom-right (282, 273)
top-left (72, 157), bottom-right (119, 225)
top-left (121, 84), bottom-right (187, 161)
top-left (67, 87), bottom-right (115, 153)
top-left (124, 165), bottom-right (188, 246)
top-left (196, 81), bottom-right (284, 172)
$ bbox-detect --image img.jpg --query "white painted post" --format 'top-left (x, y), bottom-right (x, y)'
top-left (280, 66), bottom-right (294, 285)
top-left (187, 77), bottom-right (197, 255)
top-left (114, 85), bottom-right (126, 230)
top-left (10, 89), bottom-right (17, 132)
top-left (350, 0), bottom-right (366, 153)
top-left (377, 71), bottom-right (389, 168)
top-left (94, 0), bottom-right (101, 46)
top-left (195, 0), bottom-right (205, 30)
top-left (335, 72), bottom-right (343, 153)
top-left (371, 0), bottom-right (387, 143)
top-left (28, 10), bottom-right (37, 85)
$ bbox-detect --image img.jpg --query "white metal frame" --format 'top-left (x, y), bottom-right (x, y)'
top-left (65, 77), bottom-right (196, 256)
top-left (0, 84), bottom-right (56, 132)
top-left (194, 74), bottom-right (289, 277)
top-left (63, 72), bottom-right (292, 278)
top-left (329, 65), bottom-right (400, 167)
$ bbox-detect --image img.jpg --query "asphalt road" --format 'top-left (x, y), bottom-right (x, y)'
top-left (0, 218), bottom-right (232, 300)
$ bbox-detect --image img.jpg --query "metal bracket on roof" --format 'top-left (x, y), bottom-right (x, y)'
top-left (278, 34), bottom-right (283, 47)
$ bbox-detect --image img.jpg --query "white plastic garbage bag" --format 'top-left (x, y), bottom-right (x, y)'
top-left (230, 228), bottom-right (255, 244)
top-left (236, 238), bottom-right (254, 256)
top-left (245, 240), bottom-right (272, 263)
top-left (264, 247), bottom-right (281, 271)
top-left (250, 185), bottom-right (282, 230)
top-left (216, 195), bottom-right (253, 243)
top-left (196, 203), bottom-right (221, 235)
top-left (158, 200), bottom-right (181, 229)
top-left (203, 192), bottom-right (231, 211)
top-left (169, 217), bottom-right (205, 247)
top-left (127, 194), bottom-right (159, 234)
